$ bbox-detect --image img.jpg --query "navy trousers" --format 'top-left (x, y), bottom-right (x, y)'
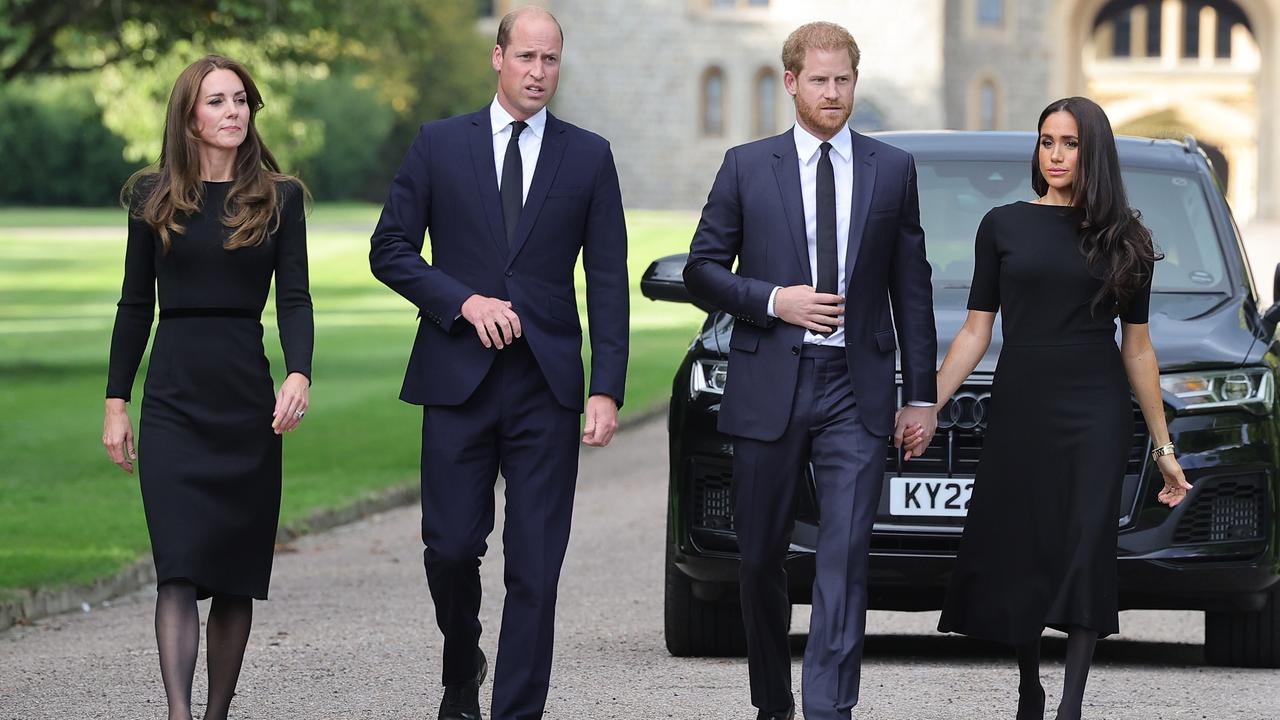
top-left (420, 340), bottom-right (580, 720)
top-left (732, 345), bottom-right (886, 720)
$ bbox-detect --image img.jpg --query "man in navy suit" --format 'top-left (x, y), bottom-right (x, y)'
top-left (369, 8), bottom-right (627, 720)
top-left (684, 22), bottom-right (938, 720)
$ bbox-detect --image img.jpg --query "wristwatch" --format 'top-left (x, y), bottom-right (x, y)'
top-left (1150, 442), bottom-right (1175, 462)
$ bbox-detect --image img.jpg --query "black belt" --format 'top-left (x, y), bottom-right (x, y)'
top-left (800, 344), bottom-right (845, 359)
top-left (159, 307), bottom-right (260, 320)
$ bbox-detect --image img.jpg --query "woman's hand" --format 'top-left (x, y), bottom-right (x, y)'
top-left (1156, 454), bottom-right (1192, 507)
top-left (272, 372), bottom-right (311, 434)
top-left (103, 399), bottom-right (136, 473)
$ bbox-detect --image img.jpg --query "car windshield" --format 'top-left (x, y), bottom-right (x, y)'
top-left (919, 160), bottom-right (1231, 303)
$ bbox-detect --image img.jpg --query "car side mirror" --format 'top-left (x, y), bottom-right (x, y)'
top-left (1264, 263), bottom-right (1280, 329)
top-left (640, 253), bottom-right (717, 314)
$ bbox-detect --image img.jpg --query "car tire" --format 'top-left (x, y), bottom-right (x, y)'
top-left (663, 538), bottom-right (748, 657)
top-left (1204, 584), bottom-right (1280, 668)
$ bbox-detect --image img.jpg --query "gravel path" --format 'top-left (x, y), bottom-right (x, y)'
top-left (3, 418), bottom-right (1277, 720)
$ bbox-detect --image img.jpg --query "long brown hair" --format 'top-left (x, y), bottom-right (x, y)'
top-left (122, 55), bottom-right (301, 252)
top-left (1031, 97), bottom-right (1162, 315)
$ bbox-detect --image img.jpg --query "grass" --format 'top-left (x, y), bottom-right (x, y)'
top-left (0, 205), bottom-right (704, 592)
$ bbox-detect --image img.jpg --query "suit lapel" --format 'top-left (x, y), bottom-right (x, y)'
top-left (771, 132), bottom-right (812, 282)
top-left (845, 129), bottom-right (877, 285)
top-left (467, 108), bottom-right (509, 257)
top-left (506, 113), bottom-right (567, 267)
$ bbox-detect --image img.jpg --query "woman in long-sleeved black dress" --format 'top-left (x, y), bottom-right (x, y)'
top-left (923, 98), bottom-right (1192, 720)
top-left (101, 55), bottom-right (312, 720)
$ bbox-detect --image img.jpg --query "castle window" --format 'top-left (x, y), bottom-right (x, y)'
top-left (702, 67), bottom-right (726, 136)
top-left (978, 0), bottom-right (1004, 26)
top-left (754, 69), bottom-right (778, 137)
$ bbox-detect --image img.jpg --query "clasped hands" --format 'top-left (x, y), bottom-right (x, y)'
top-left (459, 294), bottom-right (618, 447)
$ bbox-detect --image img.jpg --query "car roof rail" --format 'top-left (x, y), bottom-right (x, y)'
top-left (1182, 134), bottom-right (1200, 154)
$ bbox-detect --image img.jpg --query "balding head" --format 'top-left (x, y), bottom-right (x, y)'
top-left (491, 5), bottom-right (563, 120)
top-left (497, 6), bottom-right (564, 51)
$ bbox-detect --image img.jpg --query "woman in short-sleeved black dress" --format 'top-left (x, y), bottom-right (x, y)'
top-left (101, 55), bottom-right (312, 720)
top-left (924, 98), bottom-right (1191, 720)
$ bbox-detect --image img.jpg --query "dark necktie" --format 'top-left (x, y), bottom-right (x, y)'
top-left (816, 141), bottom-right (838, 297)
top-left (501, 120), bottom-right (528, 249)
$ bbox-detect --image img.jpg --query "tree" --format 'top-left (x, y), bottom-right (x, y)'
top-left (0, 0), bottom-right (328, 82)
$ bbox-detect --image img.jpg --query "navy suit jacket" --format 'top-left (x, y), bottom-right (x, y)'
top-left (370, 107), bottom-right (629, 412)
top-left (684, 128), bottom-right (936, 440)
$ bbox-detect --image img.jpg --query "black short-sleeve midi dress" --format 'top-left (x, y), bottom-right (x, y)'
top-left (937, 201), bottom-right (1152, 644)
top-left (106, 179), bottom-right (313, 600)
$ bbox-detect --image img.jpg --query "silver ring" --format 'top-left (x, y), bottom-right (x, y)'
top-left (295, 409), bottom-right (305, 418)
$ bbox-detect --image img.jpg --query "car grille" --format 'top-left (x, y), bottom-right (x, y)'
top-left (690, 460), bottom-right (735, 532)
top-left (1172, 475), bottom-right (1266, 544)
top-left (885, 388), bottom-right (1149, 477)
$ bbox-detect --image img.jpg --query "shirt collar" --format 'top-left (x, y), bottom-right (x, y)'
top-left (792, 122), bottom-right (851, 165)
top-left (490, 96), bottom-right (547, 139)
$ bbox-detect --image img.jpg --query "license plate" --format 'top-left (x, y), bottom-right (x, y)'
top-left (889, 477), bottom-right (973, 517)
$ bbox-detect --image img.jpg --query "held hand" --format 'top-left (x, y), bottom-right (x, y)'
top-left (1156, 454), bottom-right (1192, 507)
top-left (774, 285), bottom-right (844, 333)
top-left (461, 294), bottom-right (523, 349)
top-left (102, 399), bottom-right (137, 474)
top-left (272, 372), bottom-right (311, 434)
top-left (894, 405), bottom-right (938, 461)
top-left (582, 394), bottom-right (619, 447)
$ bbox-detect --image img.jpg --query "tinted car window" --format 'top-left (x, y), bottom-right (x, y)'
top-left (917, 161), bottom-right (1230, 303)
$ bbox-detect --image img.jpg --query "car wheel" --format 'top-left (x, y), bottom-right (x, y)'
top-left (1204, 584), bottom-right (1280, 668)
top-left (663, 537), bottom-right (748, 657)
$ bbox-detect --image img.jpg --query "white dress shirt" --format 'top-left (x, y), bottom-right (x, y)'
top-left (768, 123), bottom-right (853, 347)
top-left (490, 96), bottom-right (547, 202)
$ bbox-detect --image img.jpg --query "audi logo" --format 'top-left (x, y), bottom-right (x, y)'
top-left (937, 391), bottom-right (990, 431)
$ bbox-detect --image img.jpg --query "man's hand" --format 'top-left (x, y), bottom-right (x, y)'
top-left (460, 294), bottom-right (522, 349)
top-left (894, 405), bottom-right (938, 461)
top-left (582, 394), bottom-right (619, 447)
top-left (774, 285), bottom-right (843, 333)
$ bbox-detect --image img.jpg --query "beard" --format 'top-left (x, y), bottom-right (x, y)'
top-left (795, 94), bottom-right (852, 136)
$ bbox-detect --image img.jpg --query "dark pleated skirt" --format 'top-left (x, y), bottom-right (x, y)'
top-left (138, 316), bottom-right (281, 600)
top-left (938, 341), bottom-right (1130, 644)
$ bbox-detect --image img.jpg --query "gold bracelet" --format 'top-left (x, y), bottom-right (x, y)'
top-left (1150, 442), bottom-right (1175, 462)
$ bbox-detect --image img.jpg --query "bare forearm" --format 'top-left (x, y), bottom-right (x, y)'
top-left (1124, 348), bottom-right (1170, 447)
top-left (937, 325), bottom-right (991, 403)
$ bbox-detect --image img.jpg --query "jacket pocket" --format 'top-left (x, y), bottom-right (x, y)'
top-left (729, 327), bottom-right (759, 352)
top-left (874, 329), bottom-right (897, 352)
top-left (547, 186), bottom-right (584, 198)
top-left (548, 293), bottom-right (580, 327)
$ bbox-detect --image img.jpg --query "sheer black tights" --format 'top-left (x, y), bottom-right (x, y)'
top-left (204, 595), bottom-right (253, 720)
top-left (154, 581), bottom-right (254, 720)
top-left (1013, 627), bottom-right (1098, 720)
top-left (156, 581), bottom-right (199, 720)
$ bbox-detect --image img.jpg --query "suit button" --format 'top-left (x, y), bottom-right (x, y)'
top-left (791, 346), bottom-right (800, 356)
top-left (505, 270), bottom-right (513, 277)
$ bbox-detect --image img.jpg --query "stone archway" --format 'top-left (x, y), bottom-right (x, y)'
top-left (1049, 0), bottom-right (1276, 221)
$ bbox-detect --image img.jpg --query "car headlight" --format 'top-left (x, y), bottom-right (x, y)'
top-left (690, 359), bottom-right (728, 399)
top-left (1160, 368), bottom-right (1275, 415)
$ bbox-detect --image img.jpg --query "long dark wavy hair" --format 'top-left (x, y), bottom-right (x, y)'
top-left (121, 55), bottom-right (304, 252)
top-left (1032, 96), bottom-right (1161, 315)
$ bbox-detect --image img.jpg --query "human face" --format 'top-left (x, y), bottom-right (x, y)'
top-left (492, 15), bottom-right (562, 120)
top-left (784, 48), bottom-right (856, 141)
top-left (192, 68), bottom-right (248, 151)
top-left (1037, 110), bottom-right (1080, 201)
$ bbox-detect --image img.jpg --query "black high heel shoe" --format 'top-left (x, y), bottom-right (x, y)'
top-left (1017, 682), bottom-right (1045, 720)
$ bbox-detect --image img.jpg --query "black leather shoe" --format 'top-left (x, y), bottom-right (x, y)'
top-left (756, 703), bottom-right (795, 720)
top-left (438, 649), bottom-right (487, 720)
top-left (1017, 682), bottom-right (1045, 720)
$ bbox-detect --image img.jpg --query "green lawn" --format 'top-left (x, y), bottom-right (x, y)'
top-left (0, 205), bottom-right (704, 592)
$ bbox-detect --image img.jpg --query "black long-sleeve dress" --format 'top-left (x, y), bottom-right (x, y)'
top-left (937, 201), bottom-right (1151, 644)
top-left (106, 179), bottom-right (312, 600)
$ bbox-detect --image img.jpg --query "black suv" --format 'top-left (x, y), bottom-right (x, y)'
top-left (641, 131), bottom-right (1280, 668)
